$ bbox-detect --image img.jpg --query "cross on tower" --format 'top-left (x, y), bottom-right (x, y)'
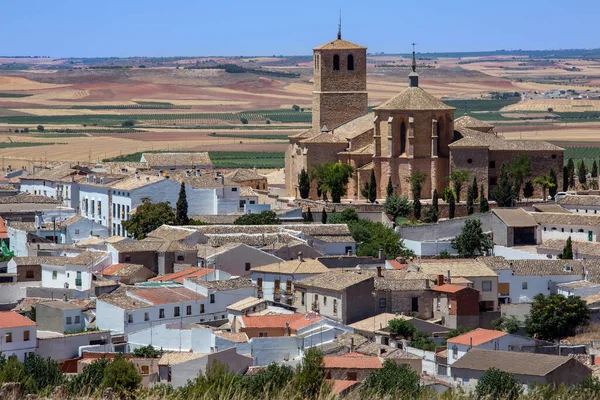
top-left (411, 43), bottom-right (417, 72)
top-left (337, 9), bottom-right (342, 40)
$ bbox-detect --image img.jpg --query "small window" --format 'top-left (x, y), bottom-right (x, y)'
top-left (6, 332), bottom-right (12, 343)
top-left (144, 312), bottom-right (149, 321)
top-left (74, 229), bottom-right (80, 235)
top-left (52, 271), bottom-right (57, 280)
top-left (174, 306), bottom-right (180, 317)
top-left (245, 262), bottom-right (251, 271)
top-left (522, 282), bottom-right (528, 290)
top-left (127, 314), bottom-right (133, 323)
top-left (23, 330), bottom-right (29, 341)
top-left (482, 281), bottom-right (492, 292)
top-left (66, 317), bottom-right (72, 325)
top-left (200, 304), bottom-right (205, 313)
top-left (257, 278), bottom-right (263, 288)
top-left (141, 365), bottom-right (150, 375)
top-left (452, 345), bottom-right (458, 359)
top-left (323, 296), bottom-right (327, 306)
top-left (26, 270), bottom-right (34, 279)
top-left (552, 154), bottom-right (557, 159)
top-left (177, 255), bottom-right (184, 261)
top-left (159, 309), bottom-right (165, 319)
top-left (231, 187), bottom-right (238, 192)
top-left (301, 292), bottom-right (305, 306)
top-left (379, 298), bottom-right (386, 308)
top-left (333, 299), bottom-right (338, 315)
top-left (347, 54), bottom-right (354, 70)
top-left (259, 332), bottom-right (268, 337)
top-left (210, 294), bottom-right (215, 304)
top-left (467, 158), bottom-right (473, 164)
top-left (333, 54), bottom-right (340, 70)
top-left (74, 316), bottom-right (80, 324)
top-left (124, 256), bottom-right (131, 262)
top-left (489, 161), bottom-right (496, 169)
top-left (186, 305), bottom-right (192, 315)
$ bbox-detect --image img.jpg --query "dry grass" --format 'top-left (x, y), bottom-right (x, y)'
top-left (502, 99), bottom-right (600, 112)
top-left (0, 76), bottom-right (69, 91)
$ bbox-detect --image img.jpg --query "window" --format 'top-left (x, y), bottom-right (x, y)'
top-left (301, 292), bottom-right (305, 306)
top-left (23, 330), bottom-right (29, 341)
top-left (522, 282), bottom-right (528, 290)
top-left (6, 332), bottom-right (12, 343)
top-left (323, 296), bottom-right (327, 306)
top-left (231, 187), bottom-right (238, 192)
top-left (52, 271), bottom-right (57, 280)
top-left (74, 229), bottom-right (80, 235)
top-left (144, 312), bottom-right (149, 321)
top-left (345, 246), bottom-right (352, 255)
top-left (482, 281), bottom-right (492, 292)
top-left (467, 158), bottom-right (473, 164)
top-left (141, 365), bottom-right (150, 375)
top-left (552, 154), bottom-right (557, 159)
top-left (315, 54), bottom-right (320, 70)
top-left (74, 316), bottom-right (80, 324)
top-left (127, 314), bottom-right (133, 323)
top-left (113, 203), bottom-right (116, 218)
top-left (400, 122), bottom-right (407, 155)
top-left (210, 294), bottom-right (215, 304)
top-left (177, 255), bottom-right (184, 261)
top-left (346, 372), bottom-right (357, 381)
top-left (274, 279), bottom-right (280, 295)
top-left (347, 54), bottom-right (354, 70)
top-left (259, 332), bottom-right (268, 337)
top-left (174, 306), bottom-right (180, 317)
top-left (286, 280), bottom-right (292, 293)
top-left (333, 299), bottom-right (338, 315)
top-left (257, 278), bottom-right (262, 288)
top-left (239, 200), bottom-right (246, 209)
top-left (66, 317), bottom-right (72, 325)
top-left (200, 304), bottom-right (205, 313)
top-left (452, 345), bottom-right (458, 359)
top-left (98, 201), bottom-right (102, 216)
top-left (124, 255), bottom-right (131, 262)
top-left (159, 309), bottom-right (165, 319)
top-left (245, 262), bottom-right (251, 271)
top-left (411, 297), bottom-right (419, 312)
top-left (489, 161), bottom-right (496, 169)
top-left (26, 270), bottom-right (34, 279)
top-left (379, 298), bottom-right (386, 308)
top-left (333, 54), bottom-right (340, 70)
top-left (490, 177), bottom-right (497, 186)
top-left (186, 305), bottom-right (192, 315)
top-left (436, 297), bottom-right (441, 311)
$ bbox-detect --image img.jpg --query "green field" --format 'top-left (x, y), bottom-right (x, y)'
top-left (0, 142), bottom-right (64, 148)
top-left (104, 150), bottom-right (285, 168)
top-left (562, 146), bottom-right (600, 169)
top-left (0, 93), bottom-right (33, 98)
top-left (444, 99), bottom-right (521, 113)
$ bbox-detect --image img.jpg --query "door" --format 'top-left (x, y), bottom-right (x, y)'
top-left (589, 231), bottom-right (593, 242)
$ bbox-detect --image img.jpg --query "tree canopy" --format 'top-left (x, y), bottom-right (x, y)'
top-left (451, 218), bottom-right (493, 257)
top-left (176, 182), bottom-right (189, 225)
top-left (234, 211), bottom-right (280, 225)
top-left (492, 163), bottom-right (515, 207)
top-left (385, 194), bottom-right (412, 222)
top-left (361, 360), bottom-right (421, 398)
top-left (298, 168), bottom-right (310, 199)
top-left (311, 162), bottom-right (353, 203)
top-left (122, 198), bottom-right (176, 239)
top-left (526, 293), bottom-right (589, 341)
top-left (475, 367), bottom-right (523, 400)
top-left (448, 169), bottom-right (469, 202)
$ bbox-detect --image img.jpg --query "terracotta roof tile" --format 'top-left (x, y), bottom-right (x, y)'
top-left (447, 328), bottom-right (507, 346)
top-left (129, 287), bottom-right (206, 305)
top-left (241, 313), bottom-right (319, 329)
top-left (431, 284), bottom-right (474, 294)
top-left (323, 353), bottom-right (382, 369)
top-left (151, 267), bottom-right (212, 283)
top-left (0, 311), bottom-right (36, 328)
top-left (375, 87), bottom-right (455, 111)
top-left (313, 39), bottom-right (366, 51)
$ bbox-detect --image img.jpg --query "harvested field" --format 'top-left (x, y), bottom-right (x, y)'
top-left (502, 99), bottom-right (600, 113)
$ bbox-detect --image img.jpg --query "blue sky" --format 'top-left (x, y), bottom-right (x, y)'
top-left (2, 0), bottom-right (599, 57)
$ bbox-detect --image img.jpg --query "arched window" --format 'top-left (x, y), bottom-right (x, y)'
top-left (333, 55), bottom-right (340, 71)
top-left (347, 54), bottom-right (354, 70)
top-left (400, 122), bottom-right (407, 155)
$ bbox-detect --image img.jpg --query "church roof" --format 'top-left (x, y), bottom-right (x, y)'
top-left (299, 132), bottom-right (348, 145)
top-left (289, 129), bottom-right (317, 140)
top-left (374, 87), bottom-right (455, 112)
top-left (340, 143), bottom-right (374, 156)
top-left (454, 115), bottom-right (494, 132)
top-left (331, 113), bottom-right (374, 139)
top-left (314, 39), bottom-right (366, 51)
top-left (358, 162), bottom-right (374, 171)
top-left (449, 128), bottom-right (563, 151)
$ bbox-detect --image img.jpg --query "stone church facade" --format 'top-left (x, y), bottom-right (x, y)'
top-left (285, 34), bottom-right (564, 201)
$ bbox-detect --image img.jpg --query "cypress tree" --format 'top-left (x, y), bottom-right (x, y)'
top-left (479, 184), bottom-right (489, 213)
top-left (432, 189), bottom-right (439, 222)
top-left (305, 207), bottom-right (313, 222)
top-left (561, 236), bottom-right (574, 260)
top-left (321, 209), bottom-right (327, 224)
top-left (577, 160), bottom-right (587, 184)
top-left (298, 168), bottom-right (310, 199)
top-left (368, 169), bottom-right (377, 203)
top-left (562, 166), bottom-right (569, 192)
top-left (548, 169), bottom-right (558, 199)
top-left (176, 182), bottom-right (189, 225)
top-left (472, 176), bottom-right (479, 200)
top-left (448, 192), bottom-right (456, 219)
top-left (492, 163), bottom-right (515, 207)
top-left (466, 185), bottom-right (474, 215)
top-left (413, 196), bottom-right (421, 220)
top-left (567, 159), bottom-right (575, 188)
top-left (592, 160), bottom-right (598, 178)
top-left (386, 177), bottom-right (394, 197)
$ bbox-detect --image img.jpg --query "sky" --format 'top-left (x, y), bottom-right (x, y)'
top-left (2, 0), bottom-right (599, 58)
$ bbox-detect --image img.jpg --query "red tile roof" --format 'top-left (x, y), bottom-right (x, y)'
top-left (323, 353), bottom-right (383, 369)
top-left (327, 379), bottom-right (359, 394)
top-left (431, 284), bottom-right (473, 294)
top-left (101, 263), bottom-right (128, 276)
top-left (447, 328), bottom-right (507, 347)
top-left (151, 267), bottom-right (212, 284)
top-left (241, 313), bottom-right (320, 330)
top-left (130, 287), bottom-right (206, 305)
top-left (0, 311), bottom-right (36, 329)
top-left (388, 259), bottom-right (408, 270)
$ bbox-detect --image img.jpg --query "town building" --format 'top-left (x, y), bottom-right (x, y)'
top-left (36, 300), bottom-right (85, 333)
top-left (0, 311), bottom-right (37, 361)
top-left (431, 283), bottom-right (481, 329)
top-left (323, 353), bottom-right (383, 381)
top-left (140, 152), bottom-right (213, 171)
top-left (98, 263), bottom-right (156, 285)
top-left (557, 195), bottom-right (600, 214)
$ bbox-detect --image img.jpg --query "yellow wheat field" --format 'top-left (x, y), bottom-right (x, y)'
top-left (502, 99), bottom-right (600, 112)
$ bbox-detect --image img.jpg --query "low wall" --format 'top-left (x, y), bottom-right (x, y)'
top-left (26, 287), bottom-right (92, 300)
top-left (397, 214), bottom-right (492, 242)
top-left (0, 281), bottom-right (40, 304)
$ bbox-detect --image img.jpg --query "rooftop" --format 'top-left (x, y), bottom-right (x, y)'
top-left (447, 328), bottom-right (507, 346)
top-left (226, 296), bottom-right (265, 312)
top-left (141, 152), bottom-right (212, 168)
top-left (251, 258), bottom-right (330, 275)
top-left (508, 259), bottom-right (585, 276)
top-left (493, 208), bottom-right (538, 228)
top-left (558, 195), bottom-right (600, 207)
top-left (295, 271), bottom-right (373, 291)
top-left (101, 263), bottom-right (154, 278)
top-left (241, 313), bottom-right (320, 330)
top-left (151, 267), bottom-right (212, 284)
top-left (533, 203), bottom-right (571, 214)
top-left (323, 353), bottom-right (383, 369)
top-left (374, 87), bottom-right (455, 112)
top-left (453, 115), bottom-right (494, 132)
top-left (532, 212), bottom-right (600, 226)
top-left (224, 169), bottom-right (266, 182)
top-left (451, 349), bottom-right (583, 376)
top-left (313, 38), bottom-right (366, 51)
top-left (38, 300), bottom-right (82, 311)
top-left (431, 284), bottom-right (475, 294)
top-left (158, 352), bottom-right (207, 366)
top-left (349, 313), bottom-right (410, 333)
top-left (186, 277), bottom-right (255, 291)
top-left (538, 239), bottom-right (600, 257)
top-left (410, 260), bottom-right (497, 278)
top-left (128, 286), bottom-right (206, 305)
top-left (0, 311), bottom-right (36, 329)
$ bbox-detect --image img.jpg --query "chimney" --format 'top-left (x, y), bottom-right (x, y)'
top-left (350, 337), bottom-right (354, 353)
top-left (590, 354), bottom-right (596, 365)
top-left (379, 248), bottom-right (384, 260)
top-left (135, 172), bottom-right (140, 180)
top-left (377, 266), bottom-right (383, 278)
top-left (469, 337), bottom-right (473, 349)
top-left (298, 252), bottom-right (303, 262)
top-left (447, 270), bottom-right (451, 284)
top-left (437, 274), bottom-right (444, 285)
top-left (63, 293), bottom-right (68, 302)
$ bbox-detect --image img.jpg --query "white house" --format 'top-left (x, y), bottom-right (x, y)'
top-left (0, 311), bottom-right (37, 362)
top-left (250, 256), bottom-right (330, 304)
top-left (19, 164), bottom-right (89, 209)
top-left (59, 215), bottom-right (109, 243)
top-left (558, 195), bottom-right (600, 215)
top-left (533, 212), bottom-right (600, 243)
top-left (446, 329), bottom-right (539, 369)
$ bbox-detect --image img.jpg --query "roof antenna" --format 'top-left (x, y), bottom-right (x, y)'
top-left (337, 9), bottom-right (342, 40)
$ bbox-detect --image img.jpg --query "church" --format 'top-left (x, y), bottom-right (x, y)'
top-left (285, 32), bottom-right (564, 201)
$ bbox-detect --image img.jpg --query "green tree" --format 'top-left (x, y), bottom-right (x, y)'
top-left (385, 194), bottom-right (412, 222)
top-left (559, 236), bottom-right (574, 260)
top-left (67, 357), bottom-right (109, 396)
top-left (361, 360), bottom-right (421, 398)
top-left (432, 188), bottom-right (439, 221)
top-left (386, 176), bottom-right (394, 197)
top-left (23, 354), bottom-right (64, 394)
top-left (294, 348), bottom-right (325, 399)
top-left (475, 367), bottom-right (523, 400)
top-left (410, 331), bottom-right (436, 351)
top-left (99, 354), bottom-right (142, 396)
top-left (175, 182), bottom-right (189, 225)
top-left (37, 125), bottom-right (44, 132)
top-left (448, 191), bottom-right (456, 219)
top-left (592, 160), bottom-right (599, 178)
top-left (240, 117), bottom-right (249, 124)
top-left (471, 176), bottom-right (479, 200)
top-left (388, 318), bottom-right (416, 338)
top-left (0, 356), bottom-right (36, 394)
top-left (549, 168), bottom-right (558, 199)
top-left (122, 198), bottom-right (176, 239)
top-left (466, 184), bottom-right (474, 215)
top-left (179, 361), bottom-right (241, 399)
top-left (242, 363), bottom-right (294, 398)
top-left (492, 315), bottom-right (520, 334)
top-left (311, 162), bottom-right (353, 203)
top-left (451, 219), bottom-right (493, 257)
top-left (362, 169), bottom-right (377, 202)
top-left (479, 184), bottom-right (489, 213)
top-left (132, 344), bottom-right (161, 358)
top-left (448, 169), bottom-right (469, 202)
top-left (298, 168), bottom-right (310, 199)
top-left (327, 208), bottom-right (359, 224)
top-left (525, 293), bottom-right (590, 341)
top-left (534, 174), bottom-right (555, 202)
top-left (321, 208), bottom-right (327, 224)
top-left (523, 180), bottom-right (534, 202)
top-left (509, 155), bottom-right (531, 200)
top-left (567, 158), bottom-right (576, 189)
top-left (121, 120), bottom-right (135, 127)
top-left (305, 207), bottom-right (313, 222)
top-left (562, 166), bottom-right (569, 192)
top-left (347, 219), bottom-right (409, 259)
top-left (407, 171), bottom-right (427, 220)
top-left (577, 160), bottom-right (588, 184)
top-left (492, 163), bottom-right (515, 207)
top-left (292, 104), bottom-right (300, 111)
top-left (234, 211), bottom-right (280, 225)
